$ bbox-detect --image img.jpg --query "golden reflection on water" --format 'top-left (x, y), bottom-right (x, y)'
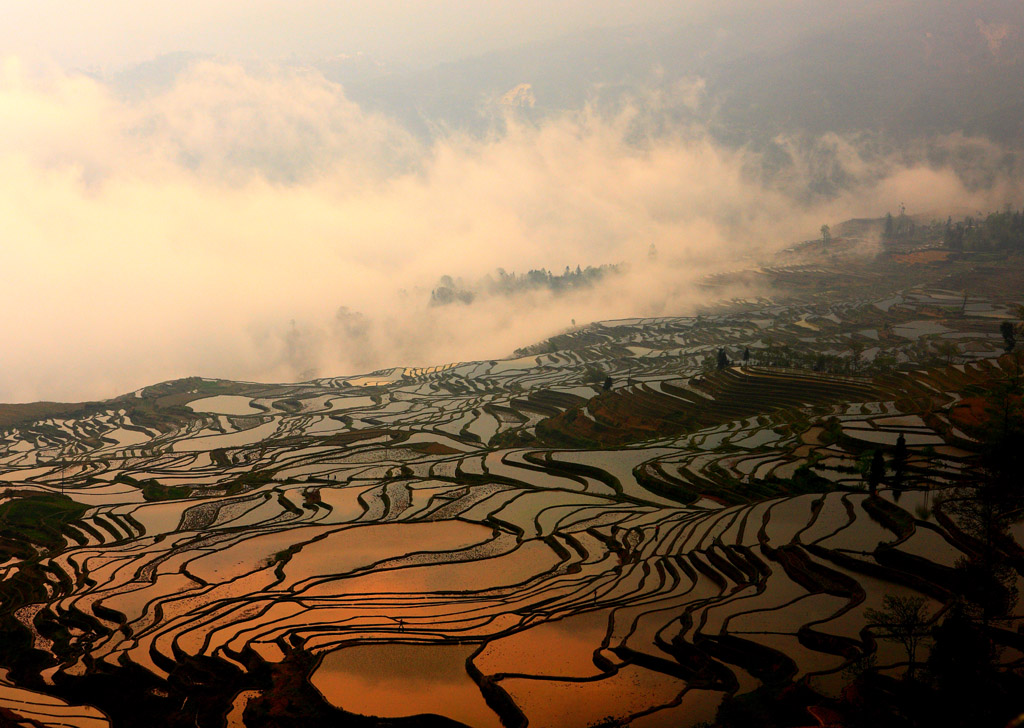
top-left (310, 643), bottom-right (501, 728)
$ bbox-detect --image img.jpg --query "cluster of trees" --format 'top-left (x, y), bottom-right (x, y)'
top-left (582, 364), bottom-right (614, 390)
top-left (859, 433), bottom-right (908, 494)
top-left (430, 264), bottom-right (621, 306)
top-left (943, 209), bottom-right (1024, 252)
top-left (843, 324), bottom-right (1024, 724)
top-left (700, 347), bottom-right (749, 372)
top-left (884, 204), bottom-right (919, 240)
top-left (850, 382), bottom-right (1024, 727)
top-left (730, 340), bottom-right (898, 375)
top-left (718, 370), bottom-right (1024, 727)
top-left (878, 205), bottom-right (1024, 252)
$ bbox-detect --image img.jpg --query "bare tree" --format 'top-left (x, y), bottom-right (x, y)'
top-left (865, 595), bottom-right (932, 680)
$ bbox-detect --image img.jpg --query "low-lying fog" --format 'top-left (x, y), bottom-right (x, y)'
top-left (2, 2), bottom-right (1022, 401)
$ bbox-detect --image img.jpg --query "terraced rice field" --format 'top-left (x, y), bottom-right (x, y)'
top-left (0, 265), bottom-right (1022, 727)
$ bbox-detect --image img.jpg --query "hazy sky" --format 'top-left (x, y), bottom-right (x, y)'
top-left (0, 2), bottom-right (1021, 402)
top-left (1, 1), bottom-right (695, 70)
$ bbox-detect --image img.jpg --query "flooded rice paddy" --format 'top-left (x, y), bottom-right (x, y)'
top-left (0, 276), bottom-right (1021, 726)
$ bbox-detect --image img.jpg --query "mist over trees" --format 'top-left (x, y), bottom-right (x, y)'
top-left (943, 209), bottom-right (1024, 251)
top-left (429, 264), bottom-right (622, 306)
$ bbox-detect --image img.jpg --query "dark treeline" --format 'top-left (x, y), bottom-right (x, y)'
top-left (883, 205), bottom-right (920, 240)
top-left (710, 341), bottom-right (899, 376)
top-left (880, 205), bottom-right (1024, 252)
top-left (429, 264), bottom-right (621, 306)
top-left (943, 209), bottom-right (1024, 252)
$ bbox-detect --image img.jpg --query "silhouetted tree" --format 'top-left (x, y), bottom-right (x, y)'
top-left (926, 604), bottom-right (1000, 727)
top-left (603, 376), bottom-right (613, 391)
top-left (941, 384), bottom-right (1024, 627)
top-left (1000, 321), bottom-right (1016, 354)
top-left (821, 224), bottom-right (832, 243)
top-left (742, 347), bottom-right (750, 367)
top-left (892, 432), bottom-right (907, 489)
top-left (867, 449), bottom-right (885, 494)
top-left (929, 603), bottom-right (991, 684)
top-left (1003, 319), bottom-right (1021, 385)
top-left (864, 595), bottom-right (932, 680)
top-left (716, 348), bottom-right (729, 370)
top-left (897, 202), bottom-right (908, 233)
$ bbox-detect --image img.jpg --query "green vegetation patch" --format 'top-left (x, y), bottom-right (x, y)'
top-left (0, 492), bottom-right (88, 551)
top-left (405, 441), bottom-right (463, 455)
top-left (224, 470), bottom-right (276, 496)
top-left (141, 482), bottom-right (193, 502)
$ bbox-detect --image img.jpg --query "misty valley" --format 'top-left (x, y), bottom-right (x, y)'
top-left (1, 217), bottom-right (1023, 727)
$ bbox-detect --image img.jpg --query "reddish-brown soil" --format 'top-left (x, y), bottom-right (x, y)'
top-left (950, 397), bottom-right (989, 429)
top-left (891, 250), bottom-right (951, 264)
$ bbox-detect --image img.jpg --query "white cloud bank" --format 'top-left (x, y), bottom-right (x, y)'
top-left (0, 58), bottom-right (1020, 401)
